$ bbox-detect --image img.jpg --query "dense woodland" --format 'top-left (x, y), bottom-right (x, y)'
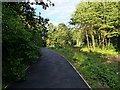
top-left (2, 1), bottom-right (120, 89)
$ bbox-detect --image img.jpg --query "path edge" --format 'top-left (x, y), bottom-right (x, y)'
top-left (65, 58), bottom-right (92, 89)
top-left (49, 48), bottom-right (92, 89)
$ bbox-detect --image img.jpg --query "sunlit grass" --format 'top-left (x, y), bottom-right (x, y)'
top-left (80, 46), bottom-right (119, 55)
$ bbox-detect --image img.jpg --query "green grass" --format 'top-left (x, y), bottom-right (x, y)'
top-left (47, 46), bottom-right (120, 89)
top-left (81, 46), bottom-right (119, 55)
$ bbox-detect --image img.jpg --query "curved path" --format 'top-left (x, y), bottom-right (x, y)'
top-left (9, 48), bottom-right (91, 89)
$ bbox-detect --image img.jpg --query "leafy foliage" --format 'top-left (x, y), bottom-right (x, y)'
top-left (70, 2), bottom-right (120, 51)
top-left (2, 2), bottom-right (48, 87)
top-left (47, 23), bottom-right (73, 47)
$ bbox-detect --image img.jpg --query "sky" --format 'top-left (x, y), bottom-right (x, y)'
top-left (31, 0), bottom-right (81, 26)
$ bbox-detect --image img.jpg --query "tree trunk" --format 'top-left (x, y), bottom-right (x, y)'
top-left (99, 34), bottom-right (101, 47)
top-left (77, 40), bottom-right (79, 46)
top-left (102, 38), bottom-right (105, 50)
top-left (96, 39), bottom-right (99, 48)
top-left (105, 38), bottom-right (107, 49)
top-left (92, 34), bottom-right (95, 50)
top-left (90, 29), bottom-right (95, 50)
top-left (108, 38), bottom-right (111, 49)
top-left (86, 30), bottom-right (90, 50)
top-left (102, 32), bottom-right (105, 50)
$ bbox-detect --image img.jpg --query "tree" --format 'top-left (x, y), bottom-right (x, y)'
top-left (46, 23), bottom-right (73, 47)
top-left (46, 23), bottom-right (56, 46)
top-left (70, 1), bottom-right (119, 51)
top-left (2, 1), bottom-right (54, 88)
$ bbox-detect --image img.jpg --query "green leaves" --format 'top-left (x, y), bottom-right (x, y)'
top-left (2, 2), bottom-right (44, 88)
top-left (47, 23), bottom-right (73, 47)
top-left (70, 1), bottom-right (120, 50)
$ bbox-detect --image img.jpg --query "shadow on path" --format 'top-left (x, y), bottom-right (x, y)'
top-left (8, 48), bottom-right (90, 88)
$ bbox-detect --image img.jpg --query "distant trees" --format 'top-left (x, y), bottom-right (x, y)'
top-left (70, 1), bottom-right (120, 51)
top-left (47, 23), bottom-right (72, 47)
top-left (46, 23), bottom-right (56, 46)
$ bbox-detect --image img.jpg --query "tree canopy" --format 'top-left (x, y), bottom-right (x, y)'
top-left (70, 1), bottom-right (120, 51)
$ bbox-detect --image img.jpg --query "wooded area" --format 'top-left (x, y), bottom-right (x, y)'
top-left (47, 2), bottom-right (120, 52)
top-left (2, 1), bottom-right (120, 89)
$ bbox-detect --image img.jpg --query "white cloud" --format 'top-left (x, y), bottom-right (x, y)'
top-left (31, 0), bottom-right (81, 26)
top-left (47, 5), bottom-right (75, 16)
top-left (50, 20), bottom-right (69, 26)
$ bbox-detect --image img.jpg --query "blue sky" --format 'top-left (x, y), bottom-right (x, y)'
top-left (31, 0), bottom-right (81, 26)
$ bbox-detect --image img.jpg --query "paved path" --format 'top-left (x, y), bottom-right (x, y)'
top-left (8, 48), bottom-right (91, 89)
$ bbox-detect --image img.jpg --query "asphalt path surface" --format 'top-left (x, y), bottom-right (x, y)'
top-left (8, 48), bottom-right (91, 89)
